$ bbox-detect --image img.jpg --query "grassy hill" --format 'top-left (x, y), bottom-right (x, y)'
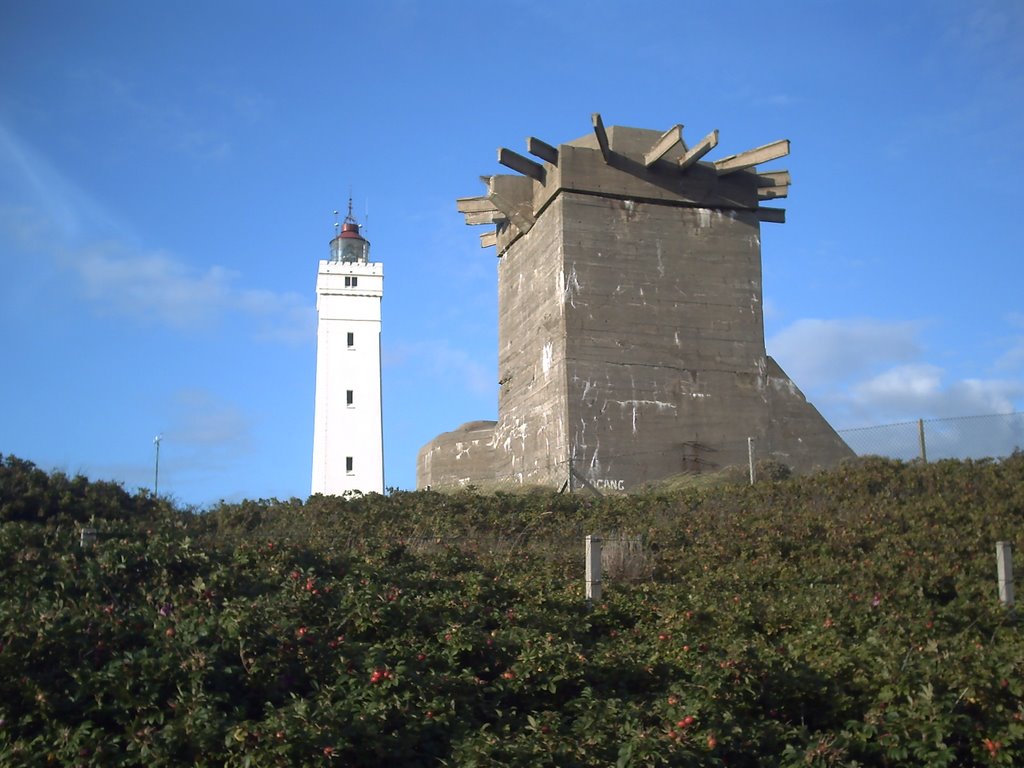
top-left (1, 452), bottom-right (1022, 766)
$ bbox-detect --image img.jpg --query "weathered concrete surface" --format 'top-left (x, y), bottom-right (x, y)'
top-left (416, 119), bottom-right (852, 491)
top-left (416, 421), bottom-right (498, 489)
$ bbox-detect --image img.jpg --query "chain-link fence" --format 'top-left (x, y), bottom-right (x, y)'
top-left (837, 412), bottom-right (1024, 463)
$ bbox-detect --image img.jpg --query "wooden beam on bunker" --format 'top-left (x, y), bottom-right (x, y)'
top-left (497, 148), bottom-right (546, 182)
top-left (756, 207), bottom-right (786, 224)
top-left (643, 124), bottom-right (684, 167)
top-left (526, 136), bottom-right (559, 165)
top-left (591, 112), bottom-right (612, 163)
top-left (714, 139), bottom-right (790, 175)
top-left (678, 129), bottom-right (719, 171)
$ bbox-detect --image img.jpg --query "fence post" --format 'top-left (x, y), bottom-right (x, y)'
top-left (918, 418), bottom-right (928, 463)
top-left (997, 541), bottom-right (1014, 608)
top-left (748, 437), bottom-right (756, 485)
top-left (585, 535), bottom-right (602, 604)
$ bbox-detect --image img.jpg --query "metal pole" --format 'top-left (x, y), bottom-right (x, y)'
top-left (154, 435), bottom-right (162, 497)
top-left (748, 437), bottom-right (756, 485)
top-left (997, 541), bottom-right (1014, 608)
top-left (585, 535), bottom-right (602, 604)
top-left (918, 419), bottom-right (927, 463)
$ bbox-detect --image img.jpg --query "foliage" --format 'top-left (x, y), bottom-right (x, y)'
top-left (1, 453), bottom-right (1022, 765)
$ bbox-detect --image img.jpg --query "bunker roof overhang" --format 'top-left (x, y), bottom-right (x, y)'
top-left (456, 114), bottom-right (790, 257)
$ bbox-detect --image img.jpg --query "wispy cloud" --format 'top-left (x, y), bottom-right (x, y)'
top-left (0, 119), bottom-right (312, 343)
top-left (942, 1), bottom-right (1023, 53)
top-left (64, 242), bottom-right (313, 341)
top-left (66, 68), bottom-right (235, 162)
top-left (165, 388), bottom-right (253, 451)
top-left (995, 312), bottom-right (1024, 372)
top-left (0, 119), bottom-right (125, 241)
top-left (387, 339), bottom-right (493, 397)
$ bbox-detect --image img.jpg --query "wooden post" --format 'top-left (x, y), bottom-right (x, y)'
top-left (918, 418), bottom-right (928, 463)
top-left (997, 541), bottom-right (1014, 608)
top-left (585, 535), bottom-right (602, 604)
top-left (748, 437), bottom-right (756, 485)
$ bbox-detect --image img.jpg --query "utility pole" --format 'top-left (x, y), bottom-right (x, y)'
top-left (153, 435), bottom-right (162, 497)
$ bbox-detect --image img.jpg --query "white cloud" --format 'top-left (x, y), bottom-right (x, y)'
top-left (849, 365), bottom-right (1022, 419)
top-left (769, 317), bottom-right (1024, 432)
top-left (767, 317), bottom-right (922, 389)
top-left (853, 363), bottom-right (942, 403)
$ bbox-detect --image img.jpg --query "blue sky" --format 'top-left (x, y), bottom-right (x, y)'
top-left (1, 1), bottom-right (1022, 506)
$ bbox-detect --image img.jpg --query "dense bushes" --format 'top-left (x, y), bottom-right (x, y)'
top-left (0, 453), bottom-right (1022, 765)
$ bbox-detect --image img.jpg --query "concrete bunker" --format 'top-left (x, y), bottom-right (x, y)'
top-left (418, 115), bottom-right (852, 491)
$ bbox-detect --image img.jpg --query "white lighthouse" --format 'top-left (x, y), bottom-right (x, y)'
top-left (311, 202), bottom-right (384, 495)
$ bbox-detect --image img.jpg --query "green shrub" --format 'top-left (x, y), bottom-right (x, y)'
top-left (1, 453), bottom-right (1022, 765)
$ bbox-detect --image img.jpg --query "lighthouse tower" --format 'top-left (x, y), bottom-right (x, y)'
top-left (311, 201), bottom-right (384, 495)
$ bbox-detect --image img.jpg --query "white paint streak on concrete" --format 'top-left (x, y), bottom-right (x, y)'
top-left (770, 376), bottom-right (801, 398)
top-left (610, 399), bottom-right (678, 435)
top-left (541, 341), bottom-right (553, 377)
top-left (756, 358), bottom-right (767, 391)
top-left (563, 263), bottom-right (581, 308)
top-left (656, 241), bottom-right (665, 278)
top-left (697, 209), bottom-right (712, 228)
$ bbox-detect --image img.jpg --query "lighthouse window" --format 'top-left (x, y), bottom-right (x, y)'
top-left (347, 332), bottom-right (355, 348)
top-left (345, 457), bottom-right (354, 473)
top-left (346, 389), bottom-right (354, 406)
top-left (345, 276), bottom-right (358, 287)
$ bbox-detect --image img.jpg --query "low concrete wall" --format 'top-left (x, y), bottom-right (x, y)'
top-left (416, 421), bottom-right (498, 489)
